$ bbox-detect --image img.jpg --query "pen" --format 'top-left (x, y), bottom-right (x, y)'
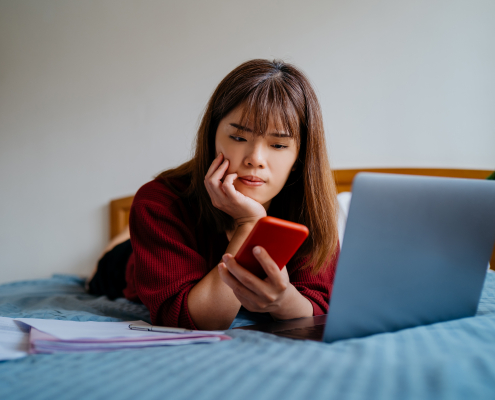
top-left (129, 324), bottom-right (193, 333)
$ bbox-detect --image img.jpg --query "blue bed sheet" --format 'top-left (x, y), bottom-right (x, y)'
top-left (1, 272), bottom-right (495, 400)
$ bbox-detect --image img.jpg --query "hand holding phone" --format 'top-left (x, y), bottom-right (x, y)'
top-left (235, 217), bottom-right (309, 279)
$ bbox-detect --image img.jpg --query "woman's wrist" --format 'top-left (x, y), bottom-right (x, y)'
top-left (225, 219), bottom-right (260, 257)
top-left (269, 284), bottom-right (313, 320)
top-left (234, 212), bottom-right (266, 229)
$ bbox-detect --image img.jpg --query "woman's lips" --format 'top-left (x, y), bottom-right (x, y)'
top-left (238, 177), bottom-right (265, 186)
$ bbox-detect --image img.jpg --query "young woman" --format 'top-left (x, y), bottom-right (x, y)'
top-left (88, 59), bottom-right (340, 330)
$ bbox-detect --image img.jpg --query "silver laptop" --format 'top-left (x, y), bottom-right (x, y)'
top-left (237, 173), bottom-right (495, 342)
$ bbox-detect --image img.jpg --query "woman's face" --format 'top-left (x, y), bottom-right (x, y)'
top-left (215, 105), bottom-right (299, 210)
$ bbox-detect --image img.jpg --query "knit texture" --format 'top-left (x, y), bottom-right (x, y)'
top-left (123, 178), bottom-right (339, 329)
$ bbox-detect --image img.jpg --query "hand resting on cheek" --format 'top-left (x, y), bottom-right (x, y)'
top-left (204, 152), bottom-right (267, 227)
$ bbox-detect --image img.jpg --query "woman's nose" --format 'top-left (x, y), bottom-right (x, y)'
top-left (245, 144), bottom-right (266, 168)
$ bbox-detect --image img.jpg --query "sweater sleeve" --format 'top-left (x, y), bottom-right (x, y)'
top-left (127, 183), bottom-right (210, 330)
top-left (288, 246), bottom-right (340, 316)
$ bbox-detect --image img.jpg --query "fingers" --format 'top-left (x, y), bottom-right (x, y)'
top-left (222, 172), bottom-right (238, 198)
top-left (218, 251), bottom-right (290, 313)
top-left (205, 153), bottom-right (224, 179)
top-left (204, 154), bottom-right (230, 201)
top-left (218, 262), bottom-right (256, 299)
top-left (204, 153), bottom-right (266, 221)
top-left (221, 254), bottom-right (265, 294)
top-left (218, 262), bottom-right (269, 311)
top-left (205, 154), bottom-right (229, 191)
top-left (209, 158), bottom-right (229, 184)
top-left (253, 247), bottom-right (287, 289)
top-left (204, 153), bottom-right (241, 205)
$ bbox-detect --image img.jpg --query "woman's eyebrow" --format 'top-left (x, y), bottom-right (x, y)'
top-left (230, 123), bottom-right (252, 132)
top-left (229, 123), bottom-right (291, 138)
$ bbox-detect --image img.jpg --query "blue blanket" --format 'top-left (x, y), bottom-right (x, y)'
top-left (1, 272), bottom-right (495, 400)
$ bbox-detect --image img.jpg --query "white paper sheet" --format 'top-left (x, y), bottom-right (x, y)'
top-left (14, 318), bottom-right (224, 340)
top-left (30, 326), bottom-right (221, 353)
top-left (14, 319), bottom-right (156, 340)
top-left (0, 317), bottom-right (29, 361)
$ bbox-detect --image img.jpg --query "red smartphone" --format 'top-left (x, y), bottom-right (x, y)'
top-left (235, 216), bottom-right (309, 279)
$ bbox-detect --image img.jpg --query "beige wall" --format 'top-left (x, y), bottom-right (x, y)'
top-left (1, 0), bottom-right (494, 284)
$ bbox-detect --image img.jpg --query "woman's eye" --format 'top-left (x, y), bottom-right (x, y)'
top-left (272, 144), bottom-right (288, 149)
top-left (229, 135), bottom-right (246, 142)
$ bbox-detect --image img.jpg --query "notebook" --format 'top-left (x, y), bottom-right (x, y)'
top-left (237, 173), bottom-right (495, 342)
top-left (13, 318), bottom-right (230, 354)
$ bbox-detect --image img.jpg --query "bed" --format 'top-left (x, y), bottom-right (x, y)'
top-left (1, 168), bottom-right (494, 400)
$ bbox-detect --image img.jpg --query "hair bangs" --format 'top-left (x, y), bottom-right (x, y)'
top-left (237, 79), bottom-right (301, 147)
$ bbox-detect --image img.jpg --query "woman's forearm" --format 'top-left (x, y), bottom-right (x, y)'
top-left (187, 223), bottom-right (256, 330)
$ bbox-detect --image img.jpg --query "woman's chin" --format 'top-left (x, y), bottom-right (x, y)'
top-left (235, 186), bottom-right (266, 204)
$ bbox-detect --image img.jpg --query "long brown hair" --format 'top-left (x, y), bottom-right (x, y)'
top-left (157, 59), bottom-right (339, 274)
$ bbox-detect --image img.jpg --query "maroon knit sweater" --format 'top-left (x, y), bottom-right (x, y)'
top-left (123, 177), bottom-right (339, 329)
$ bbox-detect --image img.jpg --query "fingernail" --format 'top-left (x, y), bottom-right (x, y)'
top-left (222, 254), bottom-right (229, 262)
top-left (253, 246), bottom-right (261, 255)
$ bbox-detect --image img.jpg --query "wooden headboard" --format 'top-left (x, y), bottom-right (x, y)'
top-left (110, 168), bottom-right (494, 269)
top-left (109, 195), bottom-right (134, 239)
top-left (333, 168), bottom-right (492, 193)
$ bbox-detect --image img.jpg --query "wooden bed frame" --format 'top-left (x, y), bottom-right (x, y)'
top-left (110, 168), bottom-right (495, 269)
